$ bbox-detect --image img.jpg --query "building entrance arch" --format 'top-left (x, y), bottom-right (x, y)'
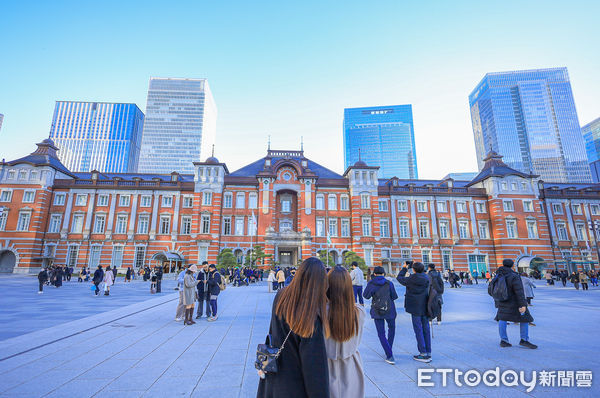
top-left (0, 250), bottom-right (16, 273)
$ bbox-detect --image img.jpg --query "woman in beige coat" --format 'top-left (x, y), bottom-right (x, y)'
top-left (183, 265), bottom-right (199, 325)
top-left (325, 266), bottom-right (365, 398)
top-left (103, 266), bottom-right (114, 296)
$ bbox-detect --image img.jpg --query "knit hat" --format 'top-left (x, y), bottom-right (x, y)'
top-left (189, 264), bottom-right (198, 273)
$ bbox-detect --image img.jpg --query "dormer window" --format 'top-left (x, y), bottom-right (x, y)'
top-left (265, 159), bottom-right (271, 167)
top-left (19, 170), bottom-right (27, 180)
top-left (7, 170), bottom-right (16, 180)
top-left (91, 171), bottom-right (99, 181)
top-left (171, 174), bottom-right (178, 182)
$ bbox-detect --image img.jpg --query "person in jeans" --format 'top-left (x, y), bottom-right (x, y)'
top-left (397, 262), bottom-right (432, 363)
top-left (493, 259), bottom-right (537, 349)
top-left (206, 264), bottom-right (222, 321)
top-left (196, 261), bottom-right (212, 319)
top-left (363, 266), bottom-right (398, 364)
top-left (349, 262), bottom-right (365, 305)
top-left (92, 265), bottom-right (104, 296)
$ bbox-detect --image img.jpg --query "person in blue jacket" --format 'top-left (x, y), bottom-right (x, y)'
top-left (363, 266), bottom-right (398, 364)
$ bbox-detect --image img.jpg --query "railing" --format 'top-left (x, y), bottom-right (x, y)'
top-left (54, 179), bottom-right (191, 189)
top-left (385, 186), bottom-right (486, 196)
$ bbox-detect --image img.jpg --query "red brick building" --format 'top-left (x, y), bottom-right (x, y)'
top-left (1, 139), bottom-right (599, 274)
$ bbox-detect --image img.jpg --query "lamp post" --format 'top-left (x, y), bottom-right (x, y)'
top-left (588, 219), bottom-right (600, 270)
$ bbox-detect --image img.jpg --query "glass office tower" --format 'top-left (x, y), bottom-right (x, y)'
top-left (50, 102), bottom-right (144, 173)
top-left (343, 105), bottom-right (418, 179)
top-left (138, 77), bottom-right (217, 174)
top-left (469, 67), bottom-right (591, 183)
top-left (583, 117), bottom-right (600, 182)
top-left (0, 114), bottom-right (4, 133)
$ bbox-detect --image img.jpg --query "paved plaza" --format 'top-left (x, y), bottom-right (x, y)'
top-left (0, 275), bottom-right (598, 397)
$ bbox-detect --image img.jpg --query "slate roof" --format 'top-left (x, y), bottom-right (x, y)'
top-left (466, 151), bottom-right (536, 187)
top-left (74, 172), bottom-right (195, 182)
top-left (229, 156), bottom-right (343, 179)
top-left (3, 139), bottom-right (76, 178)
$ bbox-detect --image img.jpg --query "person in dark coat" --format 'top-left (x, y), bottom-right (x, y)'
top-left (397, 262), bottom-right (432, 362)
top-left (38, 268), bottom-right (48, 293)
top-left (493, 259), bottom-right (537, 349)
top-left (55, 267), bottom-right (63, 287)
top-left (111, 265), bottom-right (118, 282)
top-left (560, 270), bottom-right (568, 287)
top-left (427, 264), bottom-right (444, 324)
top-left (92, 265), bottom-right (104, 296)
top-left (196, 262), bottom-right (212, 319)
top-left (155, 267), bottom-right (163, 293)
top-left (363, 266), bottom-right (398, 364)
top-left (206, 264), bottom-right (222, 321)
top-left (256, 257), bottom-right (329, 398)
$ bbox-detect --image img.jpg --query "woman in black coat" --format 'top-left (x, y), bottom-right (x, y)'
top-left (257, 257), bottom-right (329, 398)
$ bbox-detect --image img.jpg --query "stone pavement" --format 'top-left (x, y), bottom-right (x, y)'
top-left (0, 276), bottom-right (598, 397)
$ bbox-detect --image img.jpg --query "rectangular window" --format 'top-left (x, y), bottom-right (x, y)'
top-left (456, 201), bottom-right (467, 213)
top-left (201, 215), bottom-right (211, 234)
top-left (437, 201), bottom-right (447, 213)
top-left (140, 195), bottom-right (152, 207)
top-left (379, 219), bottom-right (389, 237)
top-left (361, 194), bottom-right (370, 209)
top-left (341, 219), bottom-right (350, 237)
top-left (181, 216), bottom-right (192, 235)
top-left (468, 254), bottom-right (487, 274)
top-left (282, 200), bottom-right (291, 213)
top-left (75, 194), bottom-right (87, 206)
top-left (17, 212), bottom-right (31, 231)
top-left (328, 196), bottom-right (337, 210)
top-left (401, 248), bottom-right (412, 260)
top-left (93, 215), bottom-right (106, 234)
top-left (506, 220), bottom-right (517, 238)
top-left (381, 248), bottom-right (391, 259)
top-left (340, 196), bottom-right (349, 210)
top-left (556, 223), bottom-right (568, 240)
top-left (223, 193), bottom-right (233, 208)
top-left (328, 218), bottom-right (338, 237)
top-left (316, 218), bottom-right (325, 237)
top-left (23, 190), bottom-right (35, 203)
top-left (397, 200), bottom-right (408, 212)
top-left (71, 214), bottom-right (84, 233)
top-left (7, 170), bottom-right (15, 179)
top-left (378, 200), bottom-right (388, 212)
top-left (236, 192), bottom-right (245, 209)
top-left (248, 193), bottom-right (258, 209)
top-left (527, 220), bottom-right (538, 239)
top-left (523, 200), bottom-right (534, 212)
top-left (478, 221), bottom-right (489, 239)
top-left (235, 218), bottom-right (245, 235)
top-left (115, 215), bottom-right (128, 234)
top-left (53, 193), bottom-right (66, 206)
top-left (552, 203), bottom-right (563, 214)
top-left (137, 215), bottom-right (149, 234)
top-left (422, 249), bottom-right (431, 264)
top-left (475, 202), bottom-right (486, 213)
top-left (459, 221), bottom-right (469, 239)
top-left (159, 216), bottom-right (171, 234)
top-left (591, 204), bottom-right (600, 215)
top-left (248, 216), bottom-right (257, 236)
top-left (502, 200), bottom-right (514, 212)
top-left (364, 248), bottom-right (373, 267)
top-left (511, 183), bottom-right (517, 191)
top-left (419, 220), bottom-right (429, 238)
top-left (316, 195), bottom-right (325, 210)
top-left (112, 246), bottom-right (124, 268)
top-left (417, 201), bottom-right (427, 212)
top-left (575, 223), bottom-right (586, 241)
top-left (182, 196), bottom-right (194, 208)
top-left (89, 245), bottom-right (101, 268)
top-left (161, 195), bottom-right (173, 208)
top-left (399, 220), bottom-right (410, 238)
top-left (202, 192), bottom-right (212, 206)
top-left (135, 246), bottom-right (146, 269)
top-left (66, 245), bottom-right (79, 268)
top-left (119, 195), bottom-right (131, 207)
top-left (362, 218), bottom-right (371, 236)
top-left (0, 190), bottom-right (12, 202)
top-left (48, 214), bottom-right (61, 233)
top-left (439, 220), bottom-right (449, 239)
top-left (572, 204), bottom-right (582, 215)
top-left (19, 170), bottom-right (27, 180)
top-left (0, 212), bottom-right (6, 231)
top-left (97, 194), bottom-right (109, 207)
top-left (223, 217), bottom-right (232, 235)
top-left (442, 250), bottom-right (452, 270)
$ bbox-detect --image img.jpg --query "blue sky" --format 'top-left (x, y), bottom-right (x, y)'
top-left (1, 0), bottom-right (599, 178)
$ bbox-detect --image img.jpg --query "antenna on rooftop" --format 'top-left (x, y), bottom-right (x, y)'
top-left (358, 148), bottom-right (362, 162)
top-left (211, 144), bottom-right (215, 157)
top-left (301, 136), bottom-right (304, 152)
top-left (268, 135), bottom-right (271, 151)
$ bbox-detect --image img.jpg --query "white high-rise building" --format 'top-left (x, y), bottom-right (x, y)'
top-left (0, 114), bottom-right (4, 133)
top-left (138, 78), bottom-right (217, 174)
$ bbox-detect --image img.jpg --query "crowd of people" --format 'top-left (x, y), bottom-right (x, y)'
top-left (544, 268), bottom-right (598, 290)
top-left (36, 265), bottom-right (75, 292)
top-left (174, 261), bottom-right (225, 324)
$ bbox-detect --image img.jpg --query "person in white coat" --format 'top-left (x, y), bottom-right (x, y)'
top-left (103, 266), bottom-right (114, 296)
top-left (521, 272), bottom-right (537, 326)
top-left (349, 262), bottom-right (365, 305)
top-left (325, 266), bottom-right (365, 398)
top-left (267, 270), bottom-right (276, 292)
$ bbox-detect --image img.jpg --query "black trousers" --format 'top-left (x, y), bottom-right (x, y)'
top-left (156, 280), bottom-right (162, 293)
top-left (38, 281), bottom-right (44, 292)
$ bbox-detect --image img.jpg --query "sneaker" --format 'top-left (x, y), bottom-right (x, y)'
top-left (195, 315), bottom-right (201, 319)
top-left (413, 354), bottom-right (431, 363)
top-left (207, 316), bottom-right (215, 322)
top-left (519, 340), bottom-right (538, 349)
top-left (500, 340), bottom-right (512, 347)
top-left (38, 291), bottom-right (43, 294)
top-left (529, 322), bottom-right (536, 327)
top-left (384, 356), bottom-right (395, 365)
top-left (174, 317), bottom-right (182, 322)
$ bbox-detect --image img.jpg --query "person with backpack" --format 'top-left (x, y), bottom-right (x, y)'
top-left (38, 268), bottom-right (48, 294)
top-left (196, 262), bottom-right (212, 319)
top-left (569, 271), bottom-right (580, 290)
top-left (489, 259), bottom-right (537, 349)
top-left (363, 266), bottom-right (398, 364)
top-left (397, 262), bottom-right (432, 363)
top-left (206, 264), bottom-right (223, 321)
top-left (579, 271), bottom-right (589, 290)
top-left (427, 264), bottom-right (444, 325)
top-left (350, 262), bottom-right (365, 305)
top-left (256, 257), bottom-right (329, 398)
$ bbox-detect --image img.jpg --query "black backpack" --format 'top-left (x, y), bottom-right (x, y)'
top-left (371, 282), bottom-right (391, 316)
top-left (488, 273), bottom-right (509, 301)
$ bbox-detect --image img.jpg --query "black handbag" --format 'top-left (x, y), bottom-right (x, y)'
top-left (255, 330), bottom-right (292, 378)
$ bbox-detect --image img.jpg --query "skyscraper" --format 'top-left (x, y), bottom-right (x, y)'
top-left (469, 67), bottom-right (591, 183)
top-left (138, 77), bottom-right (217, 174)
top-left (343, 105), bottom-right (418, 179)
top-left (0, 114), bottom-right (4, 132)
top-left (583, 117), bottom-right (600, 182)
top-left (50, 102), bottom-right (144, 173)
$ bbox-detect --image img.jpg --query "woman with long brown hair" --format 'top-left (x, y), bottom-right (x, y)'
top-left (325, 266), bottom-right (365, 398)
top-left (257, 257), bottom-right (330, 398)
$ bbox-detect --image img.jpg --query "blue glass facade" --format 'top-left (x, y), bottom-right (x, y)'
top-left (582, 117), bottom-right (600, 182)
top-left (469, 68), bottom-right (591, 183)
top-left (343, 105), bottom-right (418, 179)
top-left (50, 102), bottom-right (144, 173)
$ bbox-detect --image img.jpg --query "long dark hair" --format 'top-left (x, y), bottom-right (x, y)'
top-left (327, 266), bottom-right (359, 342)
top-left (275, 257), bottom-right (329, 338)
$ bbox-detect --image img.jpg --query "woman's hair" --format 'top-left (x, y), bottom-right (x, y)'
top-left (275, 257), bottom-right (329, 338)
top-left (326, 266), bottom-right (359, 342)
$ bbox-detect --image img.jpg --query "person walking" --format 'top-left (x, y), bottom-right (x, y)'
top-left (485, 271), bottom-right (491, 283)
top-left (579, 271), bottom-right (589, 291)
top-left (38, 268), bottom-right (48, 294)
top-left (350, 262), bottom-right (365, 306)
top-left (196, 262), bottom-right (212, 319)
top-left (103, 266), bottom-right (114, 296)
top-left (472, 269), bottom-right (479, 284)
top-left (92, 265), bottom-right (104, 296)
top-left (183, 265), bottom-right (199, 325)
top-left (589, 270), bottom-right (598, 287)
top-left (267, 269), bottom-right (276, 292)
top-left (150, 269), bottom-right (157, 293)
top-left (427, 264), bottom-right (444, 325)
top-left (276, 267), bottom-right (285, 290)
top-left (256, 257), bottom-right (329, 398)
top-left (206, 264), bottom-right (222, 321)
top-left (363, 266), bottom-right (398, 364)
top-left (325, 266), bottom-right (365, 398)
top-left (55, 266), bottom-right (63, 287)
top-left (125, 267), bottom-right (132, 283)
top-left (111, 265), bottom-right (117, 283)
top-left (570, 271), bottom-right (580, 290)
top-left (521, 273), bottom-right (536, 306)
top-left (397, 262), bottom-right (432, 363)
top-left (544, 270), bottom-right (553, 285)
top-left (560, 270), bottom-right (568, 287)
top-left (175, 265), bottom-right (188, 322)
top-left (156, 266), bottom-right (163, 293)
top-left (490, 259), bottom-right (537, 349)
